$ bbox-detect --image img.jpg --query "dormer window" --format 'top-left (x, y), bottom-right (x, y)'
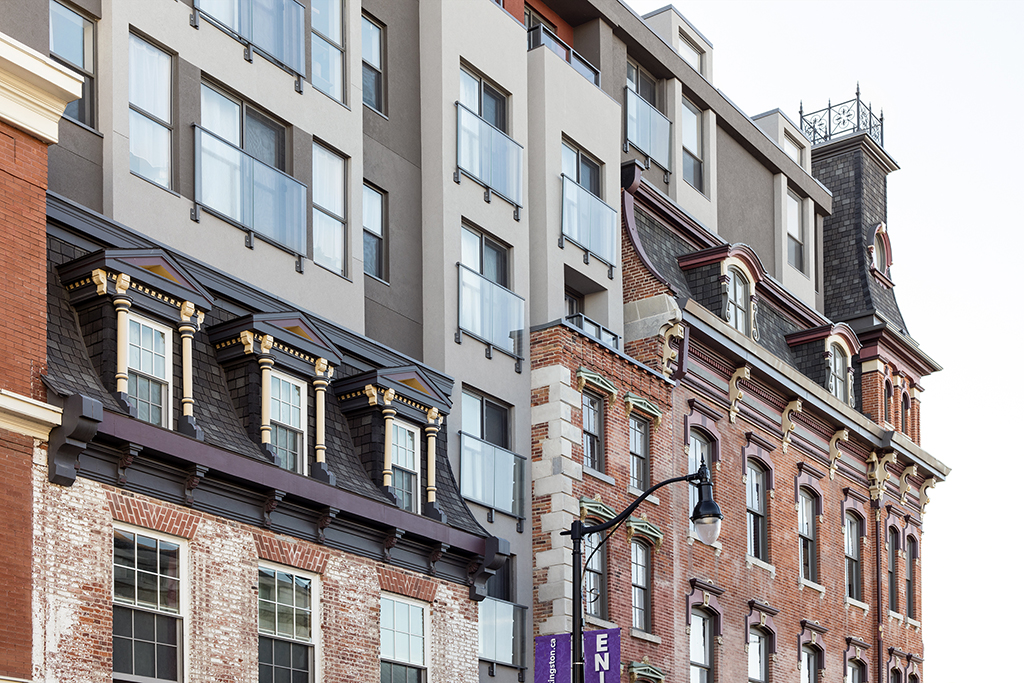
top-left (727, 267), bottom-right (750, 334)
top-left (392, 420), bottom-right (420, 513)
top-left (127, 314), bottom-right (173, 428)
top-left (829, 344), bottom-right (848, 402)
top-left (873, 232), bottom-right (888, 273)
top-left (269, 371), bottom-right (306, 474)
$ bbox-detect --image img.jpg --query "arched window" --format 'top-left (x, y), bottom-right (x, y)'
top-left (847, 660), bottom-right (865, 683)
top-left (727, 267), bottom-right (750, 335)
top-left (901, 393), bottom-right (911, 435)
top-left (691, 609), bottom-right (713, 683)
top-left (798, 488), bottom-right (817, 582)
top-left (845, 512), bottom-right (862, 601)
top-left (906, 536), bottom-right (917, 619)
top-left (888, 527), bottom-right (901, 612)
top-left (746, 461), bottom-right (767, 561)
top-left (689, 429), bottom-right (712, 538)
top-left (874, 232), bottom-right (888, 274)
top-left (801, 645), bottom-right (821, 683)
top-left (829, 344), bottom-right (848, 402)
top-left (631, 540), bottom-right (651, 632)
top-left (748, 626), bottom-right (768, 683)
top-left (884, 380), bottom-right (893, 423)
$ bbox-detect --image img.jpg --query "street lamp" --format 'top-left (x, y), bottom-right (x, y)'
top-left (561, 459), bottom-right (722, 683)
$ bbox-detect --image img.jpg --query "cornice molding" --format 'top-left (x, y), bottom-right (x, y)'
top-left (0, 32), bottom-right (82, 144)
top-left (0, 389), bottom-right (63, 439)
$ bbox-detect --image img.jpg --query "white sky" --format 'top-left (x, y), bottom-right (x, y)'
top-left (620, 1), bottom-right (1024, 680)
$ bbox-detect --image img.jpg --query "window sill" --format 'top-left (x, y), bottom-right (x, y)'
top-left (312, 260), bottom-right (353, 282)
top-left (363, 103), bottom-right (389, 120)
top-left (630, 628), bottom-right (661, 644)
top-left (61, 114), bottom-right (103, 137)
top-left (583, 466), bottom-right (615, 486)
top-left (585, 615), bottom-right (617, 630)
top-left (627, 486), bottom-right (659, 504)
top-left (845, 596), bottom-right (869, 614)
top-left (364, 271), bottom-right (390, 286)
top-left (799, 578), bottom-right (826, 597)
top-left (687, 531), bottom-right (722, 553)
top-left (888, 610), bottom-right (904, 623)
top-left (745, 555), bottom-right (776, 577)
top-left (130, 171), bottom-right (181, 198)
top-left (906, 617), bottom-right (921, 631)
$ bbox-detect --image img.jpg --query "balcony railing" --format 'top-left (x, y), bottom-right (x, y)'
top-left (479, 598), bottom-right (527, 668)
top-left (460, 432), bottom-right (525, 518)
top-left (565, 313), bottom-right (619, 349)
top-left (561, 175), bottom-right (616, 267)
top-left (526, 24), bottom-right (600, 86)
top-left (194, 125), bottom-right (307, 254)
top-left (456, 102), bottom-right (523, 208)
top-left (624, 87), bottom-right (671, 171)
top-left (457, 264), bottom-right (525, 360)
top-left (799, 85), bottom-right (883, 147)
top-left (194, 0), bottom-right (305, 77)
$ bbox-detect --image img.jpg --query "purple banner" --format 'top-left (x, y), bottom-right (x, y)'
top-left (584, 628), bottom-right (620, 683)
top-left (535, 633), bottom-right (570, 683)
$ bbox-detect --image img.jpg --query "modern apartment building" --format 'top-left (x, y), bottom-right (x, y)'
top-left (0, 1), bottom-right (947, 683)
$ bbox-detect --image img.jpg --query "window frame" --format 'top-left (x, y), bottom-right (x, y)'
top-left (727, 266), bottom-right (750, 335)
top-left (688, 428), bottom-right (713, 538)
top-left (200, 82), bottom-right (288, 173)
top-left (901, 393), bottom-right (911, 435)
top-left (847, 660), bottom-right (865, 683)
top-left (748, 626), bottom-right (767, 683)
top-left (680, 96), bottom-right (704, 192)
top-left (392, 419), bottom-right (421, 513)
top-left (112, 524), bottom-right (187, 683)
top-left (884, 380), bottom-right (893, 424)
top-left (460, 66), bottom-right (509, 134)
top-left (626, 60), bottom-right (657, 108)
top-left (798, 487), bottom-right (818, 583)
top-left (462, 223), bottom-right (510, 289)
top-left (312, 141), bottom-right (347, 276)
top-left (524, 4), bottom-right (556, 32)
top-left (380, 593), bottom-right (429, 682)
top-left (801, 645), bottom-right (819, 683)
top-left (361, 14), bottom-right (385, 113)
top-left (49, 0), bottom-right (95, 128)
top-left (582, 526), bottom-right (607, 620)
top-left (628, 414), bottom-right (650, 490)
top-left (257, 561), bottom-right (318, 683)
top-left (845, 512), bottom-right (862, 601)
top-left (787, 191), bottom-right (805, 273)
top-left (126, 312), bottom-right (174, 429)
top-left (363, 182), bottom-right (386, 280)
top-left (829, 343), bottom-right (848, 402)
top-left (268, 369), bottom-right (308, 476)
top-left (888, 526), bottom-right (900, 613)
top-left (784, 134), bottom-right (804, 165)
top-left (746, 460), bottom-right (767, 561)
top-left (906, 535), bottom-right (917, 619)
top-left (630, 539), bottom-right (652, 632)
top-left (581, 390), bottom-right (604, 472)
top-left (128, 33), bottom-right (174, 190)
top-left (689, 608), bottom-right (712, 682)
top-left (561, 140), bottom-right (601, 198)
top-left (311, 0), bottom-right (344, 103)
top-left (678, 31), bottom-right (704, 74)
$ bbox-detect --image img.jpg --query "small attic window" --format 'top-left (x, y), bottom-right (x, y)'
top-left (678, 30), bottom-right (703, 73)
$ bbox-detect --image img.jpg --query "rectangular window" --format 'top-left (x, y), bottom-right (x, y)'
top-left (688, 431), bottom-right (710, 536)
top-left (524, 5), bottom-right (556, 31)
top-left (888, 528), bottom-right (900, 612)
top-left (561, 140), bottom-right (615, 265)
top-left (129, 35), bottom-right (172, 189)
top-left (363, 184), bottom-right (385, 279)
top-left (392, 421), bottom-right (419, 513)
top-left (381, 596), bottom-right (426, 683)
top-left (195, 0), bottom-right (305, 76)
top-left (787, 191), bottom-right (804, 272)
top-left (798, 490), bottom-right (817, 582)
top-left (458, 225), bottom-right (524, 357)
top-left (561, 142), bottom-right (600, 196)
top-left (681, 97), bottom-right (704, 192)
top-left (784, 134), bottom-right (803, 164)
top-left (581, 392), bottom-right (603, 471)
top-left (479, 559), bottom-right (524, 666)
top-left (630, 540), bottom-right (650, 631)
top-left (127, 315), bottom-right (172, 428)
top-left (625, 60), bottom-right (670, 171)
top-left (626, 61), bottom-right (656, 106)
top-left (906, 538), bottom-right (916, 619)
top-left (748, 629), bottom-right (766, 683)
top-left (678, 32), bottom-right (703, 73)
top-left (629, 416), bottom-right (649, 490)
top-left (362, 15), bottom-right (384, 112)
top-left (564, 289), bottom-right (583, 318)
top-left (845, 513), bottom-right (861, 601)
top-left (456, 67), bottom-right (522, 206)
top-left (113, 528), bottom-right (183, 682)
top-left (313, 143), bottom-right (346, 275)
top-left (311, 0), bottom-right (343, 102)
top-left (461, 390), bottom-right (523, 516)
top-left (583, 530), bottom-right (606, 619)
top-left (270, 372), bottom-right (306, 474)
top-left (258, 565), bottom-right (315, 683)
top-left (802, 647), bottom-right (818, 683)
top-left (746, 464), bottom-right (766, 560)
top-left (49, 0), bottom-right (94, 127)
top-left (690, 611), bottom-right (711, 683)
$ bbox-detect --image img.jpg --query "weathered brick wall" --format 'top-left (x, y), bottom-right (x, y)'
top-left (30, 446), bottom-right (478, 683)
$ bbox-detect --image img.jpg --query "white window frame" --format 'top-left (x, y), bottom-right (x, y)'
top-left (746, 461), bottom-right (767, 561)
top-left (748, 627), bottom-right (767, 683)
top-left (49, 0), bottom-right (95, 127)
top-left (362, 15), bottom-right (385, 113)
top-left (845, 512), bottom-right (861, 601)
top-left (678, 31), bottom-right (703, 74)
top-left (380, 593), bottom-right (430, 682)
top-left (312, 142), bottom-right (347, 277)
top-left (269, 369), bottom-right (307, 475)
top-left (727, 267), bottom-right (750, 335)
top-left (829, 344), bottom-right (848, 402)
top-left (787, 191), bottom-right (805, 273)
top-left (626, 60), bottom-right (657, 107)
top-left (257, 560), bottom-right (320, 683)
top-left (628, 415), bottom-right (649, 490)
top-left (798, 488), bottom-right (817, 582)
top-left (784, 134), bottom-right (804, 165)
top-left (126, 312), bottom-right (174, 429)
top-left (690, 608), bottom-right (712, 681)
top-left (688, 429), bottom-right (711, 538)
top-left (681, 96), bottom-right (704, 192)
top-left (392, 419), bottom-right (420, 513)
top-left (112, 523), bottom-right (189, 683)
top-left (128, 33), bottom-right (173, 190)
top-left (630, 539), bottom-right (651, 632)
top-left (363, 183), bottom-right (386, 280)
top-left (311, 0), bottom-right (344, 103)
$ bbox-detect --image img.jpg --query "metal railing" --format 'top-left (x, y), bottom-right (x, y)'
top-left (526, 24), bottom-right (600, 86)
top-left (194, 126), bottom-right (307, 254)
top-left (457, 264), bottom-right (525, 359)
top-left (624, 88), bottom-right (671, 171)
top-left (194, 0), bottom-right (305, 77)
top-left (561, 175), bottom-right (616, 266)
top-left (478, 598), bottom-right (527, 668)
top-left (456, 102), bottom-right (523, 207)
top-left (799, 85), bottom-right (883, 147)
top-left (459, 432), bottom-right (525, 517)
top-left (565, 313), bottom-right (619, 349)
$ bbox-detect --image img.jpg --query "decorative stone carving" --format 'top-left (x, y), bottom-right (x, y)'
top-left (899, 464), bottom-right (918, 505)
top-left (781, 400), bottom-right (802, 454)
top-left (828, 429), bottom-right (849, 480)
top-left (660, 320), bottom-right (685, 378)
top-left (91, 268), bottom-right (107, 295)
top-left (919, 477), bottom-right (936, 513)
top-left (259, 334), bottom-right (274, 354)
top-left (240, 330), bottom-right (255, 354)
top-left (729, 366), bottom-right (751, 423)
top-left (867, 451), bottom-right (898, 500)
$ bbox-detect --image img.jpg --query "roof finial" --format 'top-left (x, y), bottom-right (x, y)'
top-left (856, 81), bottom-right (861, 99)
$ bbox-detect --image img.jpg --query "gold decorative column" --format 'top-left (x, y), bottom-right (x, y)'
top-left (177, 301), bottom-right (205, 440)
top-left (313, 358), bottom-right (333, 464)
top-left (381, 388), bottom-right (396, 489)
top-left (258, 334), bottom-right (275, 447)
top-left (111, 273), bottom-right (133, 404)
top-left (423, 407), bottom-right (447, 523)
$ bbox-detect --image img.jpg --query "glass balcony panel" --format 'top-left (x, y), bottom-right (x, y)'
top-left (526, 25), bottom-right (599, 86)
top-left (479, 599), bottom-right (523, 666)
top-left (456, 104), bottom-right (523, 206)
top-left (561, 176), bottom-right (616, 265)
top-left (625, 88), bottom-right (671, 171)
top-left (460, 433), bottom-right (522, 516)
top-left (198, 0), bottom-right (305, 75)
top-left (196, 126), bottom-right (306, 254)
top-left (458, 264), bottom-right (525, 357)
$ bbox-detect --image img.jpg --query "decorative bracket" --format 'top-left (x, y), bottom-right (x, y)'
top-left (576, 367), bottom-right (617, 405)
top-left (117, 443), bottom-right (143, 486)
top-left (47, 393), bottom-right (103, 486)
top-left (919, 477), bottom-right (936, 513)
top-left (867, 451), bottom-right (898, 500)
top-left (624, 392), bottom-right (663, 431)
top-left (899, 465), bottom-right (918, 505)
top-left (428, 543), bottom-right (450, 576)
top-left (781, 400), bottom-right (802, 454)
top-left (750, 294), bottom-right (761, 342)
top-left (828, 429), bottom-right (849, 480)
top-left (729, 366), bottom-right (751, 423)
top-left (660, 321), bottom-right (686, 378)
top-left (316, 507), bottom-right (339, 544)
top-left (383, 528), bottom-right (405, 563)
top-left (184, 465), bottom-right (208, 507)
top-left (263, 490), bottom-right (285, 528)
top-left (469, 535), bottom-right (510, 601)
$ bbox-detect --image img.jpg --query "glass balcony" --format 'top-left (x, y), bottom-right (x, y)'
top-left (195, 0), bottom-right (305, 76)
top-left (625, 87), bottom-right (672, 171)
top-left (565, 313), bottom-right (619, 349)
top-left (561, 175), bottom-right (616, 266)
top-left (526, 24), bottom-right (600, 86)
top-left (456, 103), bottom-right (523, 207)
top-left (479, 598), bottom-right (527, 667)
top-left (195, 126), bottom-right (307, 254)
top-left (460, 432), bottom-right (525, 517)
top-left (458, 264), bottom-right (525, 358)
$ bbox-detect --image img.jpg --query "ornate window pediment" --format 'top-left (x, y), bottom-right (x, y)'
top-left (208, 311), bottom-right (341, 376)
top-left (627, 515), bottom-right (664, 550)
top-left (627, 658), bottom-right (665, 683)
top-left (624, 392), bottom-right (662, 430)
top-left (576, 367), bottom-right (616, 404)
top-left (579, 495), bottom-right (616, 524)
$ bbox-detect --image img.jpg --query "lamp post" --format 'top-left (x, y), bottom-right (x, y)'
top-left (561, 460), bottom-right (723, 683)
